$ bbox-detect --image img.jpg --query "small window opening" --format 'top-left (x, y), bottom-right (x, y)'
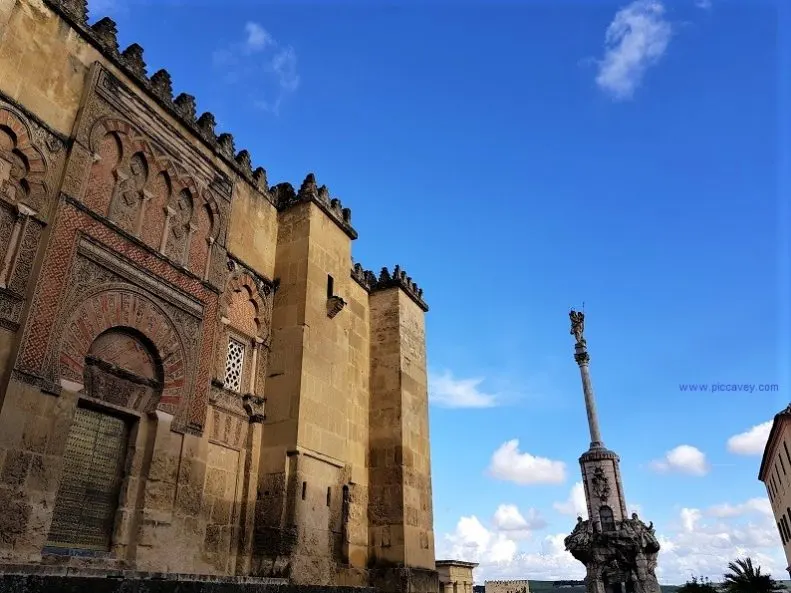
top-left (599, 505), bottom-right (616, 532)
top-left (327, 274), bottom-right (334, 298)
top-left (301, 481), bottom-right (307, 500)
top-left (327, 486), bottom-right (331, 506)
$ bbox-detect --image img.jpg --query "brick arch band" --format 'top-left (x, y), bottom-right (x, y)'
top-left (89, 117), bottom-right (220, 216)
top-left (58, 288), bottom-right (187, 414)
top-left (88, 116), bottom-right (224, 248)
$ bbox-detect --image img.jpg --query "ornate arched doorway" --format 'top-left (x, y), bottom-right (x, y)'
top-left (46, 328), bottom-right (163, 553)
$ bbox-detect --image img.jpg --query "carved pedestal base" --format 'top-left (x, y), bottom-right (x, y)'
top-left (566, 517), bottom-right (661, 593)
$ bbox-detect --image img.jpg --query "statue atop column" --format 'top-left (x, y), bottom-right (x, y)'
top-left (570, 309), bottom-right (585, 345)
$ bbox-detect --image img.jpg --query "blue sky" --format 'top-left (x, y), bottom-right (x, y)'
top-left (92, 0), bottom-right (788, 583)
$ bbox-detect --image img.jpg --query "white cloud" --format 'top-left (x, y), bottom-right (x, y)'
top-left (695, 0), bottom-right (712, 8)
top-left (429, 370), bottom-right (499, 408)
top-left (492, 504), bottom-right (547, 539)
top-left (727, 421), bottom-right (772, 455)
top-left (443, 515), bottom-right (519, 564)
top-left (439, 498), bottom-right (786, 584)
top-left (488, 440), bottom-right (567, 485)
top-left (553, 482), bottom-right (588, 517)
top-left (594, 0), bottom-right (673, 101)
top-left (707, 498), bottom-right (772, 519)
top-left (213, 22), bottom-right (299, 116)
top-left (271, 47), bottom-right (300, 92)
top-left (655, 503), bottom-right (785, 583)
top-left (680, 507), bottom-right (702, 532)
top-left (244, 22), bottom-right (273, 52)
top-left (650, 445), bottom-right (709, 476)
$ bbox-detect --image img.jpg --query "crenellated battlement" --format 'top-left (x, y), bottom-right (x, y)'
top-left (271, 173), bottom-right (357, 239)
top-left (44, 0), bottom-right (282, 207)
top-left (484, 581), bottom-right (530, 593)
top-left (351, 263), bottom-right (428, 312)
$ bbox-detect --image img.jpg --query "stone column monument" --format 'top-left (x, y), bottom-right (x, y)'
top-left (564, 310), bottom-right (661, 593)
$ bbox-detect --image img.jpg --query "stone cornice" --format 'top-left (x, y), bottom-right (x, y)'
top-left (580, 448), bottom-right (620, 463)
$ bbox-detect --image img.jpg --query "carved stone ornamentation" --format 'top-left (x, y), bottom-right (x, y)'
top-left (574, 348), bottom-right (591, 365)
top-left (0, 101), bottom-right (65, 329)
top-left (0, 104), bottom-right (61, 213)
top-left (564, 516), bottom-right (661, 593)
top-left (591, 466), bottom-right (610, 502)
top-left (108, 151), bottom-right (148, 234)
top-left (327, 295), bottom-right (346, 319)
top-left (57, 285), bottom-right (188, 404)
top-left (164, 188), bottom-right (194, 262)
top-left (34, 237), bottom-right (204, 422)
top-left (243, 394), bottom-right (265, 423)
top-left (221, 266), bottom-right (274, 342)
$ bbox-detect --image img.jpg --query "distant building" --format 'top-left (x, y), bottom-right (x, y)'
top-left (485, 580), bottom-right (530, 593)
top-left (758, 404), bottom-right (791, 577)
top-left (437, 561), bottom-right (478, 593)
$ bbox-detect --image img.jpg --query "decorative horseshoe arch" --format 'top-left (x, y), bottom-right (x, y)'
top-left (0, 107), bottom-right (50, 211)
top-left (221, 271), bottom-right (271, 341)
top-left (201, 188), bottom-right (221, 241)
top-left (89, 117), bottom-right (202, 199)
top-left (58, 287), bottom-right (188, 413)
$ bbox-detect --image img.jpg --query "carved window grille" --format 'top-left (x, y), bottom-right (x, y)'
top-left (224, 336), bottom-right (246, 393)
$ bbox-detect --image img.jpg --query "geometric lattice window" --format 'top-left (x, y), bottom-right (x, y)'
top-left (224, 337), bottom-right (246, 393)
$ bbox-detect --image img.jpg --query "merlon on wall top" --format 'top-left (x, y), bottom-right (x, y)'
top-left (43, 0), bottom-right (293, 215)
top-left (351, 263), bottom-right (428, 312)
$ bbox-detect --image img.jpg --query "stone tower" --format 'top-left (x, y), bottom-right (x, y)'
top-left (564, 310), bottom-right (661, 593)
